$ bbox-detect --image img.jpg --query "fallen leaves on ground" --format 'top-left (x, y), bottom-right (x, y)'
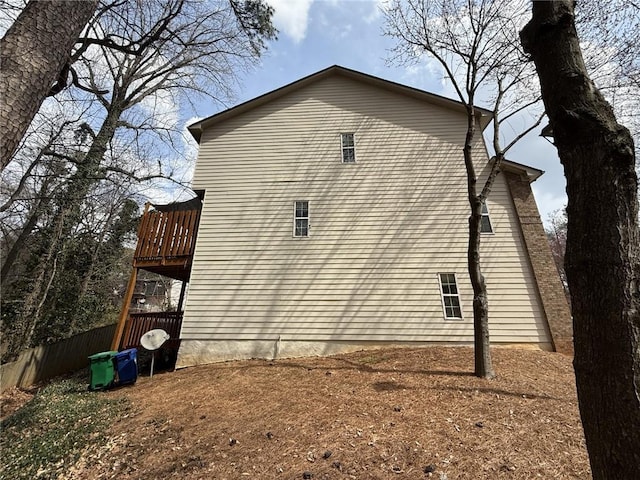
top-left (14, 346), bottom-right (593, 479)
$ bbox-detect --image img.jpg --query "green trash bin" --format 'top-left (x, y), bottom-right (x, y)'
top-left (88, 351), bottom-right (118, 391)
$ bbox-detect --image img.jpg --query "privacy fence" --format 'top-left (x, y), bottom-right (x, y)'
top-left (1, 323), bottom-right (116, 391)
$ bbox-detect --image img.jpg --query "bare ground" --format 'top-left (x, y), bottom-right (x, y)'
top-left (10, 346), bottom-right (592, 479)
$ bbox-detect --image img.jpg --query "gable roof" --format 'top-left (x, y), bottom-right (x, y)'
top-left (188, 65), bottom-right (494, 143)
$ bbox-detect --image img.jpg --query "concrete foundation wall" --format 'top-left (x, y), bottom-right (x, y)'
top-left (176, 339), bottom-right (553, 367)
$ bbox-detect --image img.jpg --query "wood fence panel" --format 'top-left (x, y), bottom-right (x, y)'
top-left (120, 312), bottom-right (183, 350)
top-left (1, 324), bottom-right (117, 391)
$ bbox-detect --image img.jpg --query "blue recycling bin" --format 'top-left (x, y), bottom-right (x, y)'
top-left (114, 348), bottom-right (138, 386)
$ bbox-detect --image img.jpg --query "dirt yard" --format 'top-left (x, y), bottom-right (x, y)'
top-left (14, 346), bottom-right (592, 479)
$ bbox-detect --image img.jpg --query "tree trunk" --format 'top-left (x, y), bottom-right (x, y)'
top-left (1, 164), bottom-right (58, 284)
top-left (5, 215), bottom-right (65, 357)
top-left (468, 197), bottom-right (493, 378)
top-left (1, 197), bottom-right (43, 284)
top-left (464, 108), bottom-right (495, 379)
top-left (7, 98), bottom-right (125, 357)
top-left (0, 0), bottom-right (97, 171)
top-left (521, 2), bottom-right (640, 478)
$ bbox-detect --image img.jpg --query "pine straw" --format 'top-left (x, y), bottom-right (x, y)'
top-left (66, 346), bottom-right (590, 479)
top-left (0, 386), bottom-right (37, 421)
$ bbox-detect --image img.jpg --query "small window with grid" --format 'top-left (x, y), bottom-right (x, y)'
top-left (438, 273), bottom-right (463, 319)
top-left (294, 201), bottom-right (309, 237)
top-left (341, 133), bottom-right (356, 163)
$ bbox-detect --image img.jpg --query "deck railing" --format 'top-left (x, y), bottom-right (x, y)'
top-left (134, 208), bottom-right (201, 266)
top-left (120, 311), bottom-right (183, 350)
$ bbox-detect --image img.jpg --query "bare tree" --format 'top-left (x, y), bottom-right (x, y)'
top-left (384, 0), bottom-right (542, 378)
top-left (545, 209), bottom-right (569, 305)
top-left (1, 0), bottom-right (276, 360)
top-left (576, 0), bottom-right (640, 146)
top-left (0, 0), bottom-right (98, 170)
top-left (521, 1), bottom-right (640, 477)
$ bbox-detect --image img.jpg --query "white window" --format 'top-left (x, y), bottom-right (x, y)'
top-left (294, 201), bottom-right (309, 237)
top-left (481, 201), bottom-right (493, 234)
top-left (341, 133), bottom-right (355, 163)
top-left (438, 273), bottom-right (463, 319)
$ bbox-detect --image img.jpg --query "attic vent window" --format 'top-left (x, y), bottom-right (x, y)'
top-left (341, 133), bottom-right (356, 163)
top-left (439, 273), bottom-right (463, 319)
top-left (294, 201), bottom-right (309, 237)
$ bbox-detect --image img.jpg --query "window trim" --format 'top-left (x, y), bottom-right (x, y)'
top-left (340, 133), bottom-right (356, 163)
top-left (293, 200), bottom-right (309, 237)
top-left (438, 273), bottom-right (463, 320)
top-left (480, 200), bottom-right (494, 234)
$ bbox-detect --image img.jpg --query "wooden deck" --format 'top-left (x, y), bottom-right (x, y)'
top-left (120, 312), bottom-right (183, 350)
top-left (112, 194), bottom-right (203, 351)
top-left (133, 206), bottom-right (201, 282)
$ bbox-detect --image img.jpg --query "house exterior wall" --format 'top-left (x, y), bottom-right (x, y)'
top-left (176, 75), bottom-right (552, 367)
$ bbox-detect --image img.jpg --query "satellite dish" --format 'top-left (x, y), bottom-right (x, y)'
top-left (140, 329), bottom-right (170, 378)
top-left (140, 329), bottom-right (170, 351)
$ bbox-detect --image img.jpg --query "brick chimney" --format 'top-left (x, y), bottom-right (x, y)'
top-left (502, 163), bottom-right (573, 354)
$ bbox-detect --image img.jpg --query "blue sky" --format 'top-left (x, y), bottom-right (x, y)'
top-left (193, 0), bottom-right (567, 225)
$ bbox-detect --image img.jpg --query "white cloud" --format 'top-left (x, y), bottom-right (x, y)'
top-left (339, 23), bottom-right (353, 39)
top-left (268, 0), bottom-right (314, 43)
top-left (365, 0), bottom-right (389, 23)
top-left (123, 118), bottom-right (199, 205)
top-left (138, 89), bottom-right (180, 132)
top-left (402, 61), bottom-right (448, 94)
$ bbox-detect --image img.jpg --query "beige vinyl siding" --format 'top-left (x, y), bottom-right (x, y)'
top-left (181, 75), bottom-right (550, 346)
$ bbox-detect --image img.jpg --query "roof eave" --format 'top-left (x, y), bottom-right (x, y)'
top-left (500, 159), bottom-right (544, 182)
